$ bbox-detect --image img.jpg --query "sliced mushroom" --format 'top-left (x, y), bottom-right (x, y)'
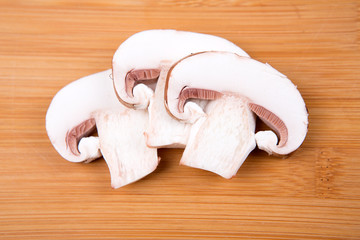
top-left (165, 51), bottom-right (308, 155)
top-left (181, 95), bottom-right (256, 179)
top-left (112, 29), bottom-right (249, 109)
top-left (46, 70), bottom-right (158, 188)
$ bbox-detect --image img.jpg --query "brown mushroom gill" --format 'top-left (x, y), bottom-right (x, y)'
top-left (65, 118), bottom-right (96, 156)
top-left (177, 88), bottom-right (223, 113)
top-left (125, 69), bottom-right (161, 97)
top-left (248, 103), bottom-right (288, 147)
top-left (177, 87), bottom-right (288, 147)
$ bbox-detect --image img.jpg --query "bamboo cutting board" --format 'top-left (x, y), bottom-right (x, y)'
top-left (1, 0), bottom-right (360, 239)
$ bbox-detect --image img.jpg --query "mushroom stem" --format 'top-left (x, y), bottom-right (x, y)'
top-left (145, 63), bottom-right (192, 148)
top-left (93, 108), bottom-right (158, 189)
top-left (181, 95), bottom-right (256, 179)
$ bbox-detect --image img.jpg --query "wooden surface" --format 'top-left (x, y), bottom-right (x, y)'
top-left (1, 0), bottom-right (360, 239)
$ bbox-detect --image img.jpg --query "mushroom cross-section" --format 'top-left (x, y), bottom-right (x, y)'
top-left (164, 51), bottom-right (308, 155)
top-left (46, 70), bottom-right (158, 188)
top-left (112, 29), bottom-right (249, 109)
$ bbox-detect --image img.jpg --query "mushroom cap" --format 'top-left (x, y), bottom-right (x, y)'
top-left (165, 51), bottom-right (308, 155)
top-left (112, 29), bottom-right (249, 108)
top-left (46, 69), bottom-right (122, 162)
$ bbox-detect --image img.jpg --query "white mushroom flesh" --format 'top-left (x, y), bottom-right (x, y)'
top-left (112, 29), bottom-right (249, 108)
top-left (181, 95), bottom-right (256, 179)
top-left (165, 51), bottom-right (308, 155)
top-left (145, 63), bottom-right (192, 148)
top-left (93, 109), bottom-right (158, 188)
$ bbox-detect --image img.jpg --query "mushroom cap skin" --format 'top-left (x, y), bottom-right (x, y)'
top-left (112, 29), bottom-right (249, 108)
top-left (165, 51), bottom-right (308, 155)
top-left (46, 69), bottom-right (120, 163)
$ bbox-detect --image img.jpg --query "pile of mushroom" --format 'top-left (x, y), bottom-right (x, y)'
top-left (46, 29), bottom-right (308, 188)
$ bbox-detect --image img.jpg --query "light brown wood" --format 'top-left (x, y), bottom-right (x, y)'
top-left (1, 0), bottom-right (360, 239)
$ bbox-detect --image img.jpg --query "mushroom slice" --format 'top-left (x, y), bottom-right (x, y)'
top-left (112, 29), bottom-right (249, 109)
top-left (46, 70), bottom-right (158, 188)
top-left (181, 95), bottom-right (256, 179)
top-left (165, 51), bottom-right (308, 155)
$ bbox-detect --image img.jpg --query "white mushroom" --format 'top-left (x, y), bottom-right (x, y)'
top-left (112, 29), bottom-right (249, 110)
top-left (46, 70), bottom-right (158, 188)
top-left (165, 51), bottom-right (308, 156)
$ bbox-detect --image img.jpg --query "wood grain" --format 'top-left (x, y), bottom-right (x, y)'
top-left (1, 0), bottom-right (360, 239)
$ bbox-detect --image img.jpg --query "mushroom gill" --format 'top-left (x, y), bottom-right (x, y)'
top-left (66, 118), bottom-right (96, 156)
top-left (125, 69), bottom-right (161, 97)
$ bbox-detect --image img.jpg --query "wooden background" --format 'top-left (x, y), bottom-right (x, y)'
top-left (1, 0), bottom-right (359, 239)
